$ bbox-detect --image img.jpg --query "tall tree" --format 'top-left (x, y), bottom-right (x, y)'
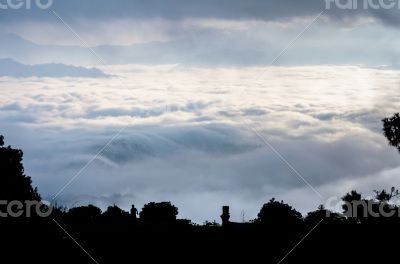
top-left (0, 135), bottom-right (40, 201)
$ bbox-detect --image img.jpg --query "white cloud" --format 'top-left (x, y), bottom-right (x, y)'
top-left (1, 65), bottom-right (400, 223)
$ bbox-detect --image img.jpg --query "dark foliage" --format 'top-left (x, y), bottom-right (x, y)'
top-left (304, 205), bottom-right (343, 225)
top-left (257, 198), bottom-right (303, 225)
top-left (139, 201), bottom-right (178, 223)
top-left (67, 204), bottom-right (102, 223)
top-left (383, 113), bottom-right (400, 152)
top-left (102, 205), bottom-right (130, 223)
top-left (374, 187), bottom-right (400, 202)
top-left (0, 136), bottom-right (40, 201)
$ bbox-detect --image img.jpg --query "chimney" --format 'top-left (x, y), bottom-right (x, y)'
top-left (221, 206), bottom-right (230, 226)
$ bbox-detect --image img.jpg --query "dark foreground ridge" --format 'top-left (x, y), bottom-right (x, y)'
top-left (2, 113), bottom-right (400, 263)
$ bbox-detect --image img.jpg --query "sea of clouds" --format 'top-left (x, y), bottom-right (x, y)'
top-left (1, 64), bottom-right (400, 223)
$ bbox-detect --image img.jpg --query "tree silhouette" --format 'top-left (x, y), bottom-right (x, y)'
top-left (102, 205), bottom-right (130, 223)
top-left (139, 202), bottom-right (178, 224)
top-left (68, 205), bottom-right (102, 223)
top-left (369, 187), bottom-right (400, 221)
top-left (374, 187), bottom-right (400, 202)
top-left (257, 198), bottom-right (302, 225)
top-left (383, 113), bottom-right (400, 152)
top-left (0, 135), bottom-right (40, 202)
top-left (305, 205), bottom-right (342, 225)
top-left (342, 190), bottom-right (362, 205)
top-left (342, 190), bottom-right (363, 222)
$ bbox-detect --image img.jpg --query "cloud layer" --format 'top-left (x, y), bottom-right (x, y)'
top-left (1, 64), bottom-right (400, 222)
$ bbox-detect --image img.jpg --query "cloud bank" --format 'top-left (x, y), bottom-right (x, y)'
top-left (1, 64), bottom-right (400, 222)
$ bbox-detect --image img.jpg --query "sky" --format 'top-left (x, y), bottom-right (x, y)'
top-left (1, 0), bottom-right (400, 223)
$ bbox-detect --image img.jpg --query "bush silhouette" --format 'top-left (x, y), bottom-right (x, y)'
top-left (257, 198), bottom-right (302, 225)
top-left (68, 205), bottom-right (102, 223)
top-left (102, 205), bottom-right (130, 223)
top-left (305, 205), bottom-right (343, 225)
top-left (341, 190), bottom-right (365, 223)
top-left (139, 202), bottom-right (178, 223)
top-left (374, 187), bottom-right (400, 202)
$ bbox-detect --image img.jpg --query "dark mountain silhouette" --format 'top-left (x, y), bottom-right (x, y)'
top-left (0, 58), bottom-right (108, 78)
top-left (0, 33), bottom-right (180, 66)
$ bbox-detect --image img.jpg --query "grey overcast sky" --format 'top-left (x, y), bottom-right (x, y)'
top-left (0, 0), bottom-right (399, 23)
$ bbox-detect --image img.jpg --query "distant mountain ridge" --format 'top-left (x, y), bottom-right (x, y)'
top-left (0, 33), bottom-right (175, 66)
top-left (0, 58), bottom-right (108, 78)
top-left (0, 33), bottom-right (267, 66)
top-left (1, 33), bottom-right (398, 68)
